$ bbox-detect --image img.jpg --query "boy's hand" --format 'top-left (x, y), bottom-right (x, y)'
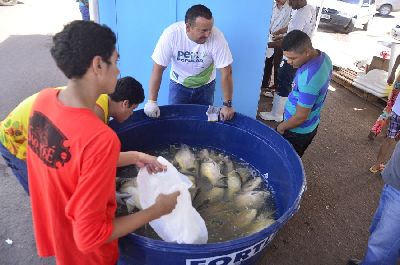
top-left (135, 152), bottom-right (167, 174)
top-left (153, 191), bottom-right (180, 217)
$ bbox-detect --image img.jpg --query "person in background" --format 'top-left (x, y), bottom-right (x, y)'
top-left (348, 142), bottom-right (400, 265)
top-left (368, 54), bottom-right (400, 140)
top-left (259, 0), bottom-right (316, 122)
top-left (369, 95), bottom-right (400, 173)
top-left (144, 4), bottom-right (235, 121)
top-left (0, 76), bottom-right (154, 195)
top-left (78, 0), bottom-right (90, 21)
top-left (276, 30), bottom-right (332, 157)
top-left (261, 0), bottom-right (291, 97)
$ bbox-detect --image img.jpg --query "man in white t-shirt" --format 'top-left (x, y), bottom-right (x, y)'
top-left (260, 0), bottom-right (316, 122)
top-left (261, 0), bottom-right (292, 95)
top-left (144, 4), bottom-right (235, 121)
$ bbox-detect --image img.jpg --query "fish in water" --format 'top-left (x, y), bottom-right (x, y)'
top-left (245, 212), bottom-right (276, 235)
top-left (242, 177), bottom-right (263, 192)
top-left (231, 209), bottom-right (258, 230)
top-left (200, 158), bottom-right (227, 187)
top-left (174, 144), bottom-right (197, 173)
top-left (235, 190), bottom-right (270, 210)
top-left (236, 167), bottom-right (251, 183)
top-left (119, 178), bottom-right (142, 211)
top-left (226, 170), bottom-right (242, 200)
top-left (220, 156), bottom-right (235, 176)
top-left (193, 187), bottom-right (225, 209)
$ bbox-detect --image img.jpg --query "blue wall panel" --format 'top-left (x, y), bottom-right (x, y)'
top-left (99, 1), bottom-right (272, 118)
top-left (115, 0), bottom-right (175, 107)
top-left (98, 0), bottom-right (117, 34)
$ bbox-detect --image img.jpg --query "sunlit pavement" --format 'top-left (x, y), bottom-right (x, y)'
top-left (313, 12), bottom-right (400, 70)
top-left (0, 0), bottom-right (80, 43)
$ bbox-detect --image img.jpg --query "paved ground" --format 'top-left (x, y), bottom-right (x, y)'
top-left (0, 1), bottom-right (397, 264)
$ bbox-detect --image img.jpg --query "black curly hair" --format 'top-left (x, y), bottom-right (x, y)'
top-left (50, 20), bottom-right (116, 79)
top-left (110, 76), bottom-right (145, 106)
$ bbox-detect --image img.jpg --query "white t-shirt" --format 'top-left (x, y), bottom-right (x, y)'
top-left (152, 21), bottom-right (233, 88)
top-left (288, 4), bottom-right (316, 37)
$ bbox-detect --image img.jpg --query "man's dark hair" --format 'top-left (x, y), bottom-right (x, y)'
top-left (185, 4), bottom-right (213, 25)
top-left (282, 30), bottom-right (312, 53)
top-left (50, 20), bottom-right (116, 79)
top-left (110, 76), bottom-right (145, 106)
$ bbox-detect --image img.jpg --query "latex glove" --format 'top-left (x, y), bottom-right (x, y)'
top-left (144, 100), bottom-right (160, 118)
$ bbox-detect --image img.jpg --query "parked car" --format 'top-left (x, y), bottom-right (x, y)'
top-left (310, 0), bottom-right (376, 34)
top-left (376, 0), bottom-right (400, 16)
top-left (0, 0), bottom-right (17, 5)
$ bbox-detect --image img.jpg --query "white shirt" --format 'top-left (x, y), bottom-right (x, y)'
top-left (288, 4), bottom-right (316, 37)
top-left (266, 1), bottom-right (292, 58)
top-left (152, 21), bottom-right (233, 88)
top-left (270, 1), bottom-right (292, 34)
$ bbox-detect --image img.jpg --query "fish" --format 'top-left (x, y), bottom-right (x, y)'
top-left (221, 156), bottom-right (235, 176)
top-left (242, 177), bottom-right (263, 192)
top-left (198, 148), bottom-right (210, 161)
top-left (193, 187), bottom-right (225, 210)
top-left (226, 170), bottom-right (242, 200)
top-left (231, 209), bottom-right (258, 229)
top-left (174, 144), bottom-right (197, 173)
top-left (200, 159), bottom-right (227, 187)
top-left (235, 190), bottom-right (270, 210)
top-left (245, 212), bottom-right (276, 235)
top-left (119, 177), bottom-right (141, 211)
top-left (236, 167), bottom-right (251, 183)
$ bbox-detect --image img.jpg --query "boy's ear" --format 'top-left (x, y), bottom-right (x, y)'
top-left (122, 99), bottom-right (130, 107)
top-left (92, 56), bottom-right (103, 74)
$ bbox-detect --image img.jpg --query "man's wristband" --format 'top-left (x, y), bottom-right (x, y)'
top-left (223, 100), bottom-right (232, 108)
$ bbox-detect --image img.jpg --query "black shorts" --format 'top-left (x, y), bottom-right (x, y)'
top-left (283, 126), bottom-right (318, 157)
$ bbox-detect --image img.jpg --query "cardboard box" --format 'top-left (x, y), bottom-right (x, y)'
top-left (366, 56), bottom-right (389, 73)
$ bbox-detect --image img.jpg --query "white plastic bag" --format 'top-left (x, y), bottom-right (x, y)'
top-left (137, 156), bottom-right (208, 244)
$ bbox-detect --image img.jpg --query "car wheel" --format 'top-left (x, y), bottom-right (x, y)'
top-left (343, 20), bottom-right (355, 34)
top-left (0, 0), bottom-right (18, 5)
top-left (379, 4), bottom-right (392, 16)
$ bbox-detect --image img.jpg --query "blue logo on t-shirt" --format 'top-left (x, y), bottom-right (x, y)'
top-left (177, 51), bottom-right (204, 63)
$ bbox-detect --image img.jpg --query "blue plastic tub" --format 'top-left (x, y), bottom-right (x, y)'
top-left (110, 105), bottom-right (306, 265)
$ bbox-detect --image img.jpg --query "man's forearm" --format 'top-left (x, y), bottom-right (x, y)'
top-left (148, 64), bottom-right (165, 101)
top-left (279, 115), bottom-right (306, 132)
top-left (221, 65), bottom-right (233, 101)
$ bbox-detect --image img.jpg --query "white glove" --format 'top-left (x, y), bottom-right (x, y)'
top-left (144, 100), bottom-right (160, 118)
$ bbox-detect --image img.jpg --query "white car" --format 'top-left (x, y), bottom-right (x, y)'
top-left (376, 0), bottom-right (400, 16)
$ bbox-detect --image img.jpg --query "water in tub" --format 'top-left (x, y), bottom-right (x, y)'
top-left (115, 144), bottom-right (277, 243)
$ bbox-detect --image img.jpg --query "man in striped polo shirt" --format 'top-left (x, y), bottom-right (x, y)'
top-left (276, 30), bottom-right (332, 157)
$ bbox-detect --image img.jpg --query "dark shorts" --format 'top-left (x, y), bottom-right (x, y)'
top-left (0, 143), bottom-right (29, 194)
top-left (282, 126), bottom-right (318, 157)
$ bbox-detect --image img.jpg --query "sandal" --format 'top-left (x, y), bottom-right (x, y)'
top-left (369, 164), bottom-right (385, 174)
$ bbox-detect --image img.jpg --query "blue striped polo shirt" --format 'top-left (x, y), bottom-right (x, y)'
top-left (284, 51), bottom-right (332, 134)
